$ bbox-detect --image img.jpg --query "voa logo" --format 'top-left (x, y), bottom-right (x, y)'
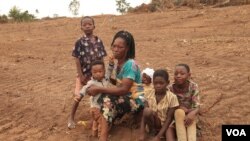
top-left (226, 129), bottom-right (246, 136)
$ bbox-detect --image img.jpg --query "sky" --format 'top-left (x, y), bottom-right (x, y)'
top-left (0, 0), bottom-right (151, 18)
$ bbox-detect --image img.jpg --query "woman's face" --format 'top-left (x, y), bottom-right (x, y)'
top-left (111, 37), bottom-right (128, 60)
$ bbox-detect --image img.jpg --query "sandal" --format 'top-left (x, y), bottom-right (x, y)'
top-left (77, 120), bottom-right (92, 129)
top-left (77, 120), bottom-right (87, 127)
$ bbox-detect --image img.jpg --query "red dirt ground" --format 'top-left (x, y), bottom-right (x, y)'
top-left (0, 5), bottom-right (250, 141)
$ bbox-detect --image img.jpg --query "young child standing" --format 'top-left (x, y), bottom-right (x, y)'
top-left (169, 64), bottom-right (200, 141)
top-left (141, 68), bottom-right (154, 95)
top-left (78, 60), bottom-right (112, 137)
top-left (139, 69), bottom-right (179, 141)
top-left (68, 16), bottom-right (107, 129)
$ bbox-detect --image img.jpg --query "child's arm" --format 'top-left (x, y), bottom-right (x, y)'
top-left (154, 92), bottom-right (179, 140)
top-left (75, 58), bottom-right (88, 85)
top-left (185, 84), bottom-right (200, 127)
top-left (79, 80), bottom-right (95, 97)
top-left (87, 78), bottom-right (133, 96)
top-left (154, 106), bottom-right (178, 140)
top-left (184, 108), bottom-right (199, 127)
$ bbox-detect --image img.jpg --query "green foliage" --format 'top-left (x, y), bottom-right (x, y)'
top-left (116, 0), bottom-right (131, 14)
top-left (0, 14), bottom-right (8, 23)
top-left (69, 0), bottom-right (80, 16)
top-left (8, 6), bottom-right (35, 22)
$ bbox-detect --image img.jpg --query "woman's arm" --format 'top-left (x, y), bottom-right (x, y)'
top-left (87, 78), bottom-right (133, 96)
top-left (109, 78), bottom-right (117, 85)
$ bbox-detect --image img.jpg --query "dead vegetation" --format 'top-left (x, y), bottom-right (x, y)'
top-left (129, 0), bottom-right (250, 13)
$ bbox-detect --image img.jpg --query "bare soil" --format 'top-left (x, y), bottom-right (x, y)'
top-left (0, 5), bottom-right (250, 141)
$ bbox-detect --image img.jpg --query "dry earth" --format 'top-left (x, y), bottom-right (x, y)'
top-left (0, 5), bottom-right (250, 141)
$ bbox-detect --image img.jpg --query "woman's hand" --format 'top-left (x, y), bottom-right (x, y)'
top-left (86, 85), bottom-right (100, 96)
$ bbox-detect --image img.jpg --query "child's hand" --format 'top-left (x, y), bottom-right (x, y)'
top-left (78, 74), bottom-right (88, 85)
top-left (184, 112), bottom-right (195, 127)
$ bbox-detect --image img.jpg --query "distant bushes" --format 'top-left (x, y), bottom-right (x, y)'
top-left (0, 15), bottom-right (8, 23)
top-left (128, 0), bottom-right (175, 13)
top-left (0, 6), bottom-right (36, 24)
top-left (8, 6), bottom-right (35, 22)
top-left (129, 0), bottom-right (250, 13)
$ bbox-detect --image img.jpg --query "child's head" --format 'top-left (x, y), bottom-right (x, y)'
top-left (81, 16), bottom-right (95, 36)
top-left (153, 69), bottom-right (169, 94)
top-left (174, 64), bottom-right (191, 85)
top-left (141, 68), bottom-right (154, 85)
top-left (91, 60), bottom-right (105, 81)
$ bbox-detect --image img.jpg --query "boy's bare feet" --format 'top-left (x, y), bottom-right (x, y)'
top-left (67, 118), bottom-right (76, 129)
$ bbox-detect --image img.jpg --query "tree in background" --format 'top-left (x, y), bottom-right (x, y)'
top-left (0, 14), bottom-right (8, 23)
top-left (69, 0), bottom-right (80, 16)
top-left (8, 6), bottom-right (20, 20)
top-left (53, 14), bottom-right (59, 18)
top-left (116, 0), bottom-right (131, 14)
top-left (8, 6), bottom-right (35, 22)
top-left (35, 9), bottom-right (39, 14)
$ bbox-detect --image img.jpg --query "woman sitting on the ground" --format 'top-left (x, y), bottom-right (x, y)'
top-left (87, 30), bottom-right (144, 141)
